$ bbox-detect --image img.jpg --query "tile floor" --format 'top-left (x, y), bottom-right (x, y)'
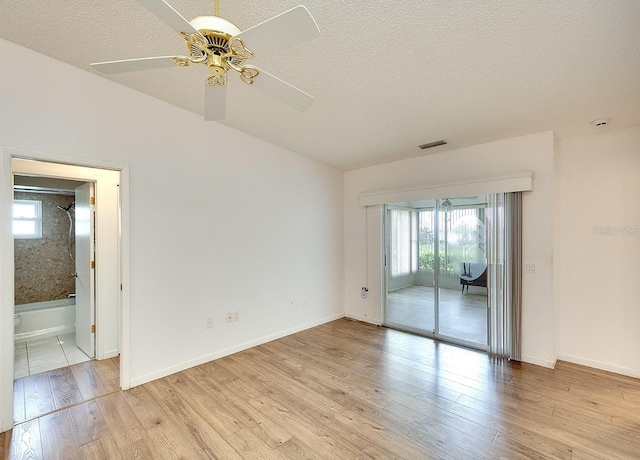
top-left (386, 285), bottom-right (488, 345)
top-left (14, 333), bottom-right (91, 379)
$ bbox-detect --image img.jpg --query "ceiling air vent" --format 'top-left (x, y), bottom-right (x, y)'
top-left (419, 139), bottom-right (447, 150)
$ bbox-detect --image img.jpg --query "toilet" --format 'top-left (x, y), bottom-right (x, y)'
top-left (14, 314), bottom-right (22, 328)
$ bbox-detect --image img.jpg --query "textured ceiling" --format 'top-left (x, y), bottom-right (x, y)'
top-left (1, 1), bottom-right (639, 170)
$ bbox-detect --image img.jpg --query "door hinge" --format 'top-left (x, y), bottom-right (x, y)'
top-left (91, 260), bottom-right (95, 269)
top-left (91, 324), bottom-right (96, 333)
top-left (90, 197), bottom-right (95, 205)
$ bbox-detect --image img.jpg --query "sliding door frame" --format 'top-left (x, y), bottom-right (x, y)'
top-left (383, 201), bottom-right (489, 353)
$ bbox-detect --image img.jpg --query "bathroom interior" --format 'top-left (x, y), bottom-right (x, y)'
top-left (13, 175), bottom-right (91, 379)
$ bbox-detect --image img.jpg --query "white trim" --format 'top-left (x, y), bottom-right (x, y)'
top-left (345, 314), bottom-right (382, 326)
top-left (102, 349), bottom-right (120, 360)
top-left (521, 353), bottom-right (555, 369)
top-left (360, 172), bottom-right (534, 207)
top-left (5, 146), bottom-right (125, 171)
top-left (556, 353), bottom-right (640, 379)
top-left (0, 148), bottom-right (15, 432)
top-left (130, 313), bottom-right (345, 387)
top-left (119, 167), bottom-right (131, 390)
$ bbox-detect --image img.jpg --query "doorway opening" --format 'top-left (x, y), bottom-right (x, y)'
top-left (384, 195), bottom-right (489, 350)
top-left (13, 176), bottom-right (94, 379)
top-left (6, 157), bottom-right (124, 426)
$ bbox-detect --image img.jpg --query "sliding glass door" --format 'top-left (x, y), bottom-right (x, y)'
top-left (387, 209), bottom-right (435, 332)
top-left (436, 204), bottom-right (488, 345)
top-left (385, 197), bottom-right (489, 349)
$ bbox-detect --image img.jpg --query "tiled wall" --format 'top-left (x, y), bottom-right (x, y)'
top-left (14, 192), bottom-right (76, 305)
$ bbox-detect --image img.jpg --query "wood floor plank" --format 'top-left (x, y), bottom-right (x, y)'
top-left (491, 432), bottom-right (560, 460)
top-left (277, 437), bottom-right (325, 460)
top-left (48, 366), bottom-right (83, 409)
top-left (39, 409), bottom-right (82, 459)
top-left (227, 427), bottom-right (283, 460)
top-left (121, 385), bottom-right (210, 460)
top-left (163, 370), bottom-right (245, 439)
top-left (70, 361), bottom-right (109, 401)
top-left (91, 358), bottom-right (120, 393)
top-left (8, 420), bottom-right (43, 460)
top-left (69, 400), bottom-right (110, 447)
top-left (80, 435), bottom-right (123, 460)
top-left (13, 379), bottom-right (25, 425)
top-left (141, 375), bottom-right (177, 401)
top-left (22, 373), bottom-right (55, 421)
top-left (263, 381), bottom-right (434, 460)
top-left (158, 394), bottom-right (243, 459)
top-left (0, 429), bottom-right (10, 460)
top-left (94, 392), bottom-right (146, 450)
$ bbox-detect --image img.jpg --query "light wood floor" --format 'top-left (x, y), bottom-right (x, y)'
top-left (387, 285), bottom-right (488, 344)
top-left (3, 319), bottom-right (640, 459)
top-left (12, 357), bottom-right (120, 425)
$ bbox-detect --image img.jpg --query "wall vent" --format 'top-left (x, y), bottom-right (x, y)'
top-left (419, 139), bottom-right (447, 150)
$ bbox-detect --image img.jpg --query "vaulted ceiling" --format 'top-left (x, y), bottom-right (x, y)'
top-left (1, 1), bottom-right (639, 170)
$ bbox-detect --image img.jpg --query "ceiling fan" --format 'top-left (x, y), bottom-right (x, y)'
top-left (91, 0), bottom-right (320, 120)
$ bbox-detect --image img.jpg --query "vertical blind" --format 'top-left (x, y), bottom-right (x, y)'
top-left (486, 192), bottom-right (522, 360)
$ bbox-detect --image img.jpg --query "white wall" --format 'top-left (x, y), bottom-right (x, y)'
top-left (556, 126), bottom-right (640, 377)
top-left (0, 37), bottom-right (344, 428)
top-left (344, 132), bottom-right (555, 367)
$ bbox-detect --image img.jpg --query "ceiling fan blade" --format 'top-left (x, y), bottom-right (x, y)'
top-left (204, 83), bottom-right (227, 121)
top-left (136, 0), bottom-right (204, 37)
top-left (90, 56), bottom-right (180, 74)
top-left (250, 67), bottom-right (314, 112)
top-left (234, 6), bottom-right (320, 56)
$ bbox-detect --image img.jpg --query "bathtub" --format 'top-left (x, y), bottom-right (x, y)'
top-left (15, 298), bottom-right (76, 343)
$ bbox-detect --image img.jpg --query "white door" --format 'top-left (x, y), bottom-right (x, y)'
top-left (75, 183), bottom-right (95, 358)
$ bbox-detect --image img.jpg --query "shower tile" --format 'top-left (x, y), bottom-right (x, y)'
top-left (14, 367), bottom-right (29, 379)
top-left (15, 335), bottom-right (95, 379)
top-left (15, 347), bottom-right (27, 360)
top-left (29, 360), bottom-right (68, 376)
top-left (66, 352), bottom-right (91, 366)
top-left (28, 347), bottom-right (65, 361)
top-left (14, 355), bottom-right (28, 377)
top-left (29, 351), bottom-right (66, 365)
top-left (58, 333), bottom-right (76, 348)
top-left (27, 337), bottom-right (61, 352)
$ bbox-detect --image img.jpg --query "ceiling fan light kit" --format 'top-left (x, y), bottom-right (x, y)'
top-left (90, 0), bottom-right (320, 120)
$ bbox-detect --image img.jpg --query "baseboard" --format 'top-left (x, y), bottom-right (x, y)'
top-left (521, 354), bottom-right (555, 369)
top-left (344, 313), bottom-right (382, 326)
top-left (100, 349), bottom-right (119, 360)
top-left (130, 312), bottom-right (345, 387)
top-left (555, 353), bottom-right (640, 379)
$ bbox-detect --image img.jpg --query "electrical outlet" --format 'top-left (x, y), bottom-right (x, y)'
top-left (226, 312), bottom-right (239, 323)
top-left (361, 287), bottom-right (368, 298)
top-left (206, 317), bottom-right (214, 329)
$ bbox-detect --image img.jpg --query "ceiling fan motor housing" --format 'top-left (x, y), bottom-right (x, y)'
top-left (187, 16), bottom-right (245, 84)
top-left (188, 16), bottom-right (241, 55)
